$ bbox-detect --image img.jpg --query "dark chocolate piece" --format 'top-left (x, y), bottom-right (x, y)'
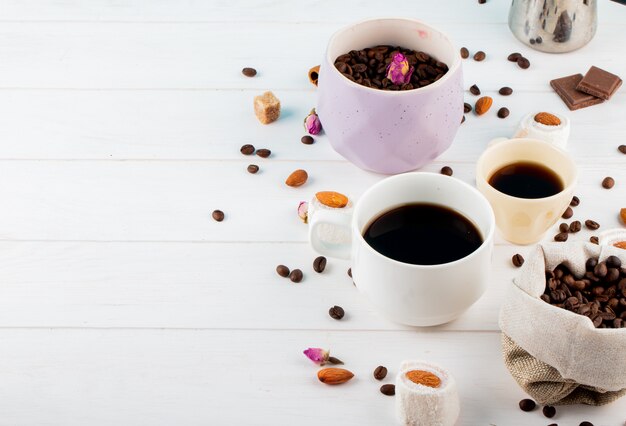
top-left (550, 74), bottom-right (604, 111)
top-left (576, 66), bottom-right (622, 100)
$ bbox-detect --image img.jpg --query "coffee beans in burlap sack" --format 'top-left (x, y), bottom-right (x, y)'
top-left (499, 238), bottom-right (626, 405)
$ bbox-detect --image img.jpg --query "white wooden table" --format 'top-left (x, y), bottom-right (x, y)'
top-left (0, 1), bottom-right (625, 425)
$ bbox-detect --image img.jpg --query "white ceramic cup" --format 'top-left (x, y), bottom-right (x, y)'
top-left (308, 172), bottom-right (495, 326)
top-left (476, 138), bottom-right (577, 245)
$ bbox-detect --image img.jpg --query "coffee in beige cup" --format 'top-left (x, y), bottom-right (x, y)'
top-left (476, 138), bottom-right (577, 245)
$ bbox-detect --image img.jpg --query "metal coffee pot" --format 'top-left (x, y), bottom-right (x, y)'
top-left (508, 0), bottom-right (625, 53)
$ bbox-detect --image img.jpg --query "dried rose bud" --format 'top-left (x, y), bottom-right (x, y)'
top-left (386, 52), bottom-right (414, 85)
top-left (304, 108), bottom-right (322, 135)
top-left (303, 347), bottom-right (329, 365)
top-left (298, 201), bottom-right (308, 224)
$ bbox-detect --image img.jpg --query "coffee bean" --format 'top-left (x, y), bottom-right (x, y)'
top-left (242, 67), bottom-right (257, 77)
top-left (602, 176), bottom-right (615, 189)
top-left (594, 262), bottom-right (608, 278)
top-left (554, 232), bottom-right (568, 242)
top-left (590, 236), bottom-right (599, 245)
top-left (585, 220), bottom-right (600, 230)
top-left (256, 148), bottom-right (271, 158)
top-left (380, 384), bottom-right (395, 396)
top-left (301, 135), bottom-right (314, 145)
top-left (535, 36), bottom-right (543, 44)
top-left (212, 210), bottom-right (224, 222)
top-left (329, 305), bottom-right (345, 320)
top-left (497, 107), bottom-right (510, 119)
top-left (373, 365), bottom-right (388, 380)
top-left (569, 220), bottom-right (581, 233)
top-left (529, 38), bottom-right (536, 45)
top-left (517, 56), bottom-right (531, 69)
top-left (519, 399), bottom-right (536, 411)
top-left (561, 207), bottom-right (573, 219)
top-left (499, 86), bottom-right (513, 96)
top-left (240, 144), bottom-right (255, 155)
top-left (586, 258), bottom-right (598, 271)
top-left (461, 115), bottom-right (466, 124)
top-left (570, 195), bottom-right (580, 206)
top-left (348, 268), bottom-right (352, 278)
top-left (313, 256), bottom-right (327, 273)
top-left (276, 264), bottom-right (290, 277)
top-left (464, 102), bottom-right (472, 113)
top-left (289, 269), bottom-right (303, 283)
top-left (507, 52), bottom-right (522, 62)
top-left (547, 424), bottom-right (557, 426)
top-left (542, 405), bottom-right (556, 418)
top-left (619, 145), bottom-right (626, 154)
top-left (247, 164), bottom-right (259, 174)
top-left (559, 223), bottom-right (569, 233)
top-left (606, 255), bottom-right (622, 269)
top-left (579, 422), bottom-right (594, 426)
top-left (327, 356), bottom-right (343, 365)
top-left (440, 166), bottom-right (453, 176)
top-left (460, 47), bottom-right (469, 59)
top-left (473, 51), bottom-right (486, 61)
top-left (478, 0), bottom-right (487, 3)
top-left (469, 84), bottom-right (481, 95)
top-left (512, 254), bottom-right (524, 267)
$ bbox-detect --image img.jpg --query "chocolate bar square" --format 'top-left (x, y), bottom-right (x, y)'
top-left (577, 66), bottom-right (622, 100)
top-left (550, 74), bottom-right (604, 111)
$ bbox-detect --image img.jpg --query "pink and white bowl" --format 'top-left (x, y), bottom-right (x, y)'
top-left (317, 18), bottom-right (463, 175)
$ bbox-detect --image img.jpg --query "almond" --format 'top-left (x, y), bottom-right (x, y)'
top-left (405, 370), bottom-right (441, 388)
top-left (317, 368), bottom-right (354, 385)
top-left (474, 96), bottom-right (493, 116)
top-left (285, 169), bottom-right (308, 187)
top-left (316, 191), bottom-right (349, 208)
top-left (534, 112), bottom-right (561, 126)
top-left (620, 208), bottom-right (626, 224)
top-left (614, 241), bottom-right (626, 250)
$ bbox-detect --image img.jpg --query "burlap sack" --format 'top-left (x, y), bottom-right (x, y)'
top-left (499, 241), bottom-right (626, 406)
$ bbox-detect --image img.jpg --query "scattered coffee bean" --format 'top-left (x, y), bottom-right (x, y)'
top-left (212, 210), bottom-right (224, 222)
top-left (559, 223), bottom-right (569, 233)
top-left (590, 236), bottom-right (599, 244)
top-left (373, 365), bottom-right (388, 380)
top-left (473, 51), bottom-right (486, 61)
top-left (301, 135), bottom-right (314, 145)
top-left (469, 84), bottom-right (481, 95)
top-left (542, 405), bottom-right (556, 418)
top-left (334, 45), bottom-right (449, 91)
top-left (247, 164), bottom-right (259, 174)
top-left (327, 356), bottom-right (343, 365)
top-left (585, 220), bottom-right (600, 230)
top-left (529, 38), bottom-right (536, 45)
top-left (478, 0), bottom-right (487, 3)
top-left (497, 107), bottom-right (510, 119)
top-left (256, 148), bottom-right (271, 158)
top-left (602, 176), bottom-right (615, 189)
top-left (276, 264), bottom-right (290, 277)
top-left (464, 102), bottom-right (472, 113)
top-left (519, 398), bottom-right (536, 412)
top-left (329, 305), bottom-right (345, 320)
top-left (606, 255), bottom-right (621, 269)
top-left (535, 36), bottom-right (543, 44)
top-left (562, 207), bottom-right (573, 219)
top-left (507, 52), bottom-right (522, 62)
top-left (580, 422), bottom-right (593, 426)
top-left (380, 384), bottom-right (396, 396)
top-left (554, 232), bottom-right (568, 242)
top-left (570, 195), bottom-right (580, 206)
top-left (512, 253), bottom-right (525, 267)
top-left (619, 145), bottom-right (626, 154)
top-left (547, 424), bottom-right (557, 426)
top-left (569, 220), bottom-right (581, 233)
top-left (240, 144), bottom-right (255, 155)
top-left (289, 269), bottom-right (303, 283)
top-left (440, 166), bottom-right (453, 176)
top-left (313, 256), bottom-right (327, 273)
top-left (517, 56), bottom-right (531, 69)
top-left (461, 115), bottom-right (466, 124)
top-left (460, 47), bottom-right (469, 59)
top-left (499, 86), bottom-right (513, 96)
top-left (241, 67), bottom-right (257, 77)
top-left (348, 268), bottom-right (352, 278)
top-left (585, 257), bottom-right (598, 271)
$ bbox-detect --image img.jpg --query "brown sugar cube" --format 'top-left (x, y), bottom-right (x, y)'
top-left (254, 91), bottom-right (281, 124)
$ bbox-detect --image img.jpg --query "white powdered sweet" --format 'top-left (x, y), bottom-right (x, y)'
top-left (395, 360), bottom-right (460, 426)
top-left (513, 112), bottom-right (570, 149)
top-left (307, 195), bottom-right (353, 245)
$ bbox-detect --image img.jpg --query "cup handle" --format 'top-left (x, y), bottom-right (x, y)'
top-left (308, 209), bottom-right (353, 260)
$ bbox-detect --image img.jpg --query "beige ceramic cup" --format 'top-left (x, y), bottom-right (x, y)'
top-left (476, 138), bottom-right (577, 245)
